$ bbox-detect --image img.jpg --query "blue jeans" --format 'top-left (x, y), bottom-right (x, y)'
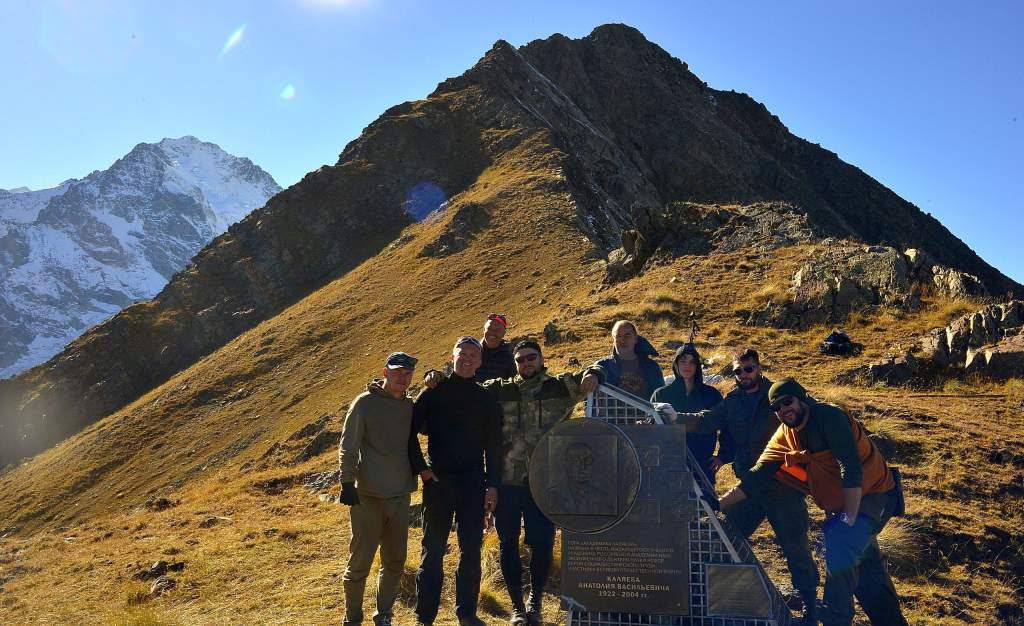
top-left (822, 503), bottom-right (907, 626)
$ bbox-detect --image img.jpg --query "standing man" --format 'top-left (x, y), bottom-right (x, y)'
top-left (719, 379), bottom-right (907, 626)
top-left (592, 320), bottom-right (665, 399)
top-left (338, 352), bottom-right (424, 626)
top-left (423, 340), bottom-right (600, 625)
top-left (485, 341), bottom-right (599, 625)
top-left (670, 348), bottom-right (819, 625)
top-left (410, 337), bottom-right (503, 626)
top-left (477, 313), bottom-right (516, 382)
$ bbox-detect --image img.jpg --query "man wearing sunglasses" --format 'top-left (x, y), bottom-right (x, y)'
top-left (424, 339), bottom-right (600, 625)
top-left (718, 379), bottom-right (907, 626)
top-left (670, 348), bottom-right (819, 625)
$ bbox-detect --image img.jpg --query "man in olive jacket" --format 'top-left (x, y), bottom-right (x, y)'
top-left (338, 352), bottom-right (429, 626)
top-left (672, 348), bottom-right (819, 625)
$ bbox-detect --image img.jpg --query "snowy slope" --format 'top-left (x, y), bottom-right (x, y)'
top-left (0, 136), bottom-right (280, 378)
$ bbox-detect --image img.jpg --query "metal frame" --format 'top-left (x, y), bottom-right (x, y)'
top-left (568, 384), bottom-right (793, 626)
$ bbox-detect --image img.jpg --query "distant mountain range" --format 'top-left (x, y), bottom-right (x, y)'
top-left (0, 136), bottom-right (280, 378)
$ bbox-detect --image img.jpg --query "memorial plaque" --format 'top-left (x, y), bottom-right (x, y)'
top-left (531, 421), bottom-right (691, 615)
top-left (706, 564), bottom-right (773, 618)
top-left (529, 419), bottom-right (640, 534)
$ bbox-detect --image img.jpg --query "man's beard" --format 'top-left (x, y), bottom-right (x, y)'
top-left (736, 375), bottom-right (760, 390)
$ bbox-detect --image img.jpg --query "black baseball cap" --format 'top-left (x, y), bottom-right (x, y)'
top-left (384, 352), bottom-right (418, 370)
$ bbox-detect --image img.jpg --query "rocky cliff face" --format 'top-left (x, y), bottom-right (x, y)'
top-left (0, 137), bottom-right (280, 378)
top-left (1, 24), bottom-right (1018, 467)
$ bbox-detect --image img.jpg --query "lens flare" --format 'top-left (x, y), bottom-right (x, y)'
top-left (403, 182), bottom-right (447, 221)
top-left (280, 84), bottom-right (297, 100)
top-left (220, 24), bottom-right (246, 58)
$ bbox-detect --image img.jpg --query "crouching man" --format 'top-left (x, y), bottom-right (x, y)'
top-left (338, 351), bottom-right (427, 626)
top-left (718, 378), bottom-right (908, 626)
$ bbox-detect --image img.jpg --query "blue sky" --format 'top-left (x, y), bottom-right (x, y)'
top-left (2, 1), bottom-right (1021, 283)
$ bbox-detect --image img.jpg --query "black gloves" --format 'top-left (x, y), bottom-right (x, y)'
top-left (339, 482), bottom-right (361, 506)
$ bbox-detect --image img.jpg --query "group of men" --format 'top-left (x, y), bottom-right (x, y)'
top-left (337, 313), bottom-right (907, 626)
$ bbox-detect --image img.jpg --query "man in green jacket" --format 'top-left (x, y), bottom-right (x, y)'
top-left (671, 348), bottom-right (819, 625)
top-left (719, 379), bottom-right (907, 626)
top-left (338, 352), bottom-right (432, 626)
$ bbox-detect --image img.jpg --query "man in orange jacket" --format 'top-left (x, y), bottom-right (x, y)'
top-left (717, 378), bottom-right (907, 626)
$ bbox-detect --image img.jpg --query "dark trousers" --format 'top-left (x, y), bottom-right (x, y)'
top-left (821, 495), bottom-right (907, 626)
top-left (726, 482), bottom-right (819, 607)
top-left (494, 485), bottom-right (555, 608)
top-left (415, 471), bottom-right (486, 622)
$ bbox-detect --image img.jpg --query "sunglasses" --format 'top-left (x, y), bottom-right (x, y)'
top-left (515, 353), bottom-right (539, 364)
top-left (732, 365), bottom-right (757, 376)
top-left (770, 396), bottom-right (797, 412)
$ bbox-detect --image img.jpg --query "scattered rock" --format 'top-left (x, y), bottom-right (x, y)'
top-left (542, 321), bottom-right (580, 345)
top-left (291, 430), bottom-right (342, 464)
top-left (913, 300), bottom-right (1024, 379)
top-left (965, 334), bottom-right (1024, 380)
top-left (917, 328), bottom-right (950, 367)
top-left (839, 350), bottom-right (918, 386)
top-left (144, 497), bottom-right (176, 512)
top-left (149, 575), bottom-right (176, 597)
top-left (287, 414), bottom-right (332, 441)
top-left (303, 471), bottom-right (340, 494)
top-left (198, 516), bottom-right (231, 529)
top-left (134, 560), bottom-right (185, 581)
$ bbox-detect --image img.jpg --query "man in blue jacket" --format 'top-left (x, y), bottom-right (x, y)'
top-left (592, 320), bottom-right (665, 399)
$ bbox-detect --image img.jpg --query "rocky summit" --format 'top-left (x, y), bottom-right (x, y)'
top-left (0, 137), bottom-right (280, 379)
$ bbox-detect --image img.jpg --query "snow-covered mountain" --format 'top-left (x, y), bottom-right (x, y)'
top-left (0, 136), bottom-right (280, 378)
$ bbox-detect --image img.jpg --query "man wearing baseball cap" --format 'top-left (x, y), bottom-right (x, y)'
top-left (409, 336), bottom-right (503, 626)
top-left (718, 378), bottom-right (907, 626)
top-left (477, 313), bottom-right (516, 382)
top-left (339, 351), bottom-right (429, 626)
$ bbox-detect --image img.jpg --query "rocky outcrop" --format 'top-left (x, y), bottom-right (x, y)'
top-left (905, 248), bottom-right (989, 300)
top-left (914, 301), bottom-right (1023, 380)
top-left (838, 350), bottom-right (919, 386)
top-left (748, 244), bottom-right (1001, 329)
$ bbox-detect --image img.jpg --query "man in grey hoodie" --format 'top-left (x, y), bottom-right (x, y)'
top-left (339, 352), bottom-right (434, 626)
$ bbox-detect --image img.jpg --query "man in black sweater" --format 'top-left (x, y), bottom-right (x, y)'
top-left (410, 336), bottom-right (503, 626)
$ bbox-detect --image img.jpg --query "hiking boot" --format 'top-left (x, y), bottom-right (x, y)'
top-left (525, 591), bottom-right (542, 625)
top-left (796, 603), bottom-right (818, 626)
top-left (372, 616), bottom-right (392, 626)
top-left (457, 616), bottom-right (486, 626)
top-left (509, 606), bottom-right (528, 626)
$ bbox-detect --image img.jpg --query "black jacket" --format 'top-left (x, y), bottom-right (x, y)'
top-left (476, 340), bottom-right (516, 382)
top-left (411, 372), bottom-right (503, 486)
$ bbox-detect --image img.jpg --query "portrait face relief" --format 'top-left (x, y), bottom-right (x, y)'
top-left (547, 435), bottom-right (618, 516)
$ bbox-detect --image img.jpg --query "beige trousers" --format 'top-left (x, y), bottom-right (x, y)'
top-left (342, 493), bottom-right (411, 623)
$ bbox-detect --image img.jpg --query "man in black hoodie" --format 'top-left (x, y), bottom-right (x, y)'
top-left (410, 336), bottom-right (503, 626)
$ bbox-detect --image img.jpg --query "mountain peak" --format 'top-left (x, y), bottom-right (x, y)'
top-left (0, 138), bottom-right (280, 380)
